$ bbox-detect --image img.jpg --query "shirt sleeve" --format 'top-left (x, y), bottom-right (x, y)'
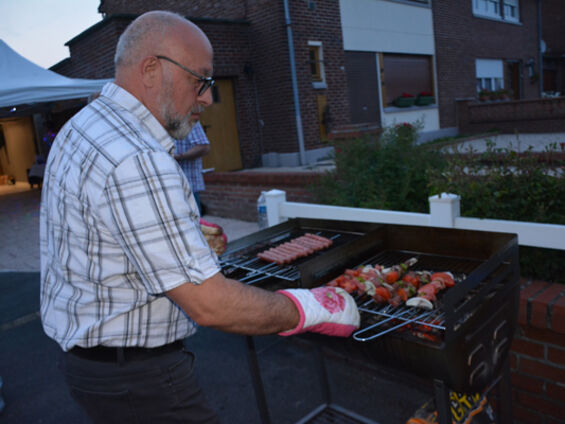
top-left (97, 150), bottom-right (220, 294)
top-left (187, 121), bottom-right (209, 146)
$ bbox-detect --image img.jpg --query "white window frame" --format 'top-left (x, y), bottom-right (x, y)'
top-left (473, 0), bottom-right (500, 19)
top-left (473, 0), bottom-right (520, 23)
top-left (476, 59), bottom-right (504, 93)
top-left (503, 0), bottom-right (520, 23)
top-left (308, 41), bottom-right (327, 89)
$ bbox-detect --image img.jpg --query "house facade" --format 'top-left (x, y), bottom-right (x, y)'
top-left (541, 0), bottom-right (565, 96)
top-left (52, 0), bottom-right (542, 170)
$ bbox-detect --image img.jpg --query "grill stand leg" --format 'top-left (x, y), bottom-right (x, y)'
top-left (245, 336), bottom-right (272, 424)
top-left (495, 357), bottom-right (513, 424)
top-left (433, 379), bottom-right (451, 424)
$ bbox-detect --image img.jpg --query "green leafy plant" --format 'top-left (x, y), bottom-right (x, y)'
top-left (311, 129), bottom-right (565, 284)
top-left (428, 138), bottom-right (565, 282)
top-left (311, 121), bottom-right (447, 213)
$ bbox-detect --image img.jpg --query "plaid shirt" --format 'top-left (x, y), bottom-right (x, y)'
top-left (175, 121), bottom-right (208, 193)
top-left (40, 82), bottom-right (220, 351)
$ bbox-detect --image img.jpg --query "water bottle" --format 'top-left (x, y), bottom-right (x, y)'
top-left (257, 191), bottom-right (268, 229)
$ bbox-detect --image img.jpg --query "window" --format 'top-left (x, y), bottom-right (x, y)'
top-left (308, 41), bottom-right (326, 89)
top-left (476, 59), bottom-right (504, 92)
top-left (381, 53), bottom-right (434, 107)
top-left (473, 0), bottom-right (520, 22)
top-left (503, 0), bottom-right (519, 22)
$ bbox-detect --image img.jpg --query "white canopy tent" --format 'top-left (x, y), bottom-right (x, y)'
top-left (0, 39), bottom-right (111, 108)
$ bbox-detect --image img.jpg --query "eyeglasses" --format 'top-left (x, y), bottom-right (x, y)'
top-left (156, 55), bottom-right (215, 96)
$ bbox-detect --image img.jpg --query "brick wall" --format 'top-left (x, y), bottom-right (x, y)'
top-left (98, 0), bottom-right (248, 20)
top-left (200, 170), bottom-right (319, 221)
top-left (513, 279), bottom-right (565, 423)
top-left (53, 0), bottom-right (350, 167)
top-left (542, 0), bottom-right (565, 56)
top-left (456, 97), bottom-right (565, 134)
top-left (245, 0), bottom-right (350, 155)
top-left (52, 16), bottom-right (132, 78)
top-left (432, 0), bottom-right (541, 129)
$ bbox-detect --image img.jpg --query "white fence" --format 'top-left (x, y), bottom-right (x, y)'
top-left (262, 189), bottom-right (565, 251)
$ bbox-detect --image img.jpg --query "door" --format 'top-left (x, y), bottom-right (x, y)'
top-left (200, 78), bottom-right (242, 172)
top-left (344, 51), bottom-right (380, 125)
top-left (507, 61), bottom-right (521, 100)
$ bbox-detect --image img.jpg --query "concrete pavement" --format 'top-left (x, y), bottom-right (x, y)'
top-left (440, 131), bottom-right (565, 153)
top-left (0, 186), bottom-right (258, 272)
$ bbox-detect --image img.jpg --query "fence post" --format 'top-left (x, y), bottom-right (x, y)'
top-left (265, 189), bottom-right (286, 227)
top-left (428, 193), bottom-right (461, 228)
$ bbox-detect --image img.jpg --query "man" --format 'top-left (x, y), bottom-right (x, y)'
top-left (174, 121), bottom-right (210, 215)
top-left (40, 11), bottom-right (359, 423)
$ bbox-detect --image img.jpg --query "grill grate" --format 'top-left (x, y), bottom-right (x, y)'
top-left (296, 404), bottom-right (378, 424)
top-left (220, 231), bottom-right (344, 285)
top-left (343, 250), bottom-right (477, 342)
top-left (220, 256), bottom-right (301, 283)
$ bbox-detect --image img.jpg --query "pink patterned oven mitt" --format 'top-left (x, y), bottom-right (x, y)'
top-left (277, 287), bottom-right (360, 337)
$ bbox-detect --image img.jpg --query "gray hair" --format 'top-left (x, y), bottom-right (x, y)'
top-left (114, 11), bottom-right (185, 69)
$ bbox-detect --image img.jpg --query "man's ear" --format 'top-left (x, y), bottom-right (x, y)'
top-left (141, 56), bottom-right (160, 88)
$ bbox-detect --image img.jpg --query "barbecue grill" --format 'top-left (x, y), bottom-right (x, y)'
top-left (222, 220), bottom-right (519, 423)
top-left (220, 218), bottom-right (382, 291)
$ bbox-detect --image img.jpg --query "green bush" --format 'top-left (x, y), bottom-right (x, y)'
top-left (311, 130), bottom-right (565, 283)
top-left (428, 139), bottom-right (565, 283)
top-left (311, 122), bottom-right (447, 213)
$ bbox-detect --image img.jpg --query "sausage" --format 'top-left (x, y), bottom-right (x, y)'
top-left (286, 241), bottom-right (313, 255)
top-left (293, 236), bottom-right (323, 250)
top-left (304, 233), bottom-right (333, 248)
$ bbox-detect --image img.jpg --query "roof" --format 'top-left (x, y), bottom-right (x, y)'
top-left (0, 39), bottom-right (111, 108)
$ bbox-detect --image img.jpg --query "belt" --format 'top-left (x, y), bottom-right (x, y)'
top-left (68, 340), bottom-right (184, 363)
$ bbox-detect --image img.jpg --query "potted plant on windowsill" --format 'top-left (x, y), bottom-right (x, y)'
top-left (478, 90), bottom-right (490, 102)
top-left (494, 89), bottom-right (509, 101)
top-left (393, 92), bottom-right (415, 108)
top-left (415, 91), bottom-right (435, 106)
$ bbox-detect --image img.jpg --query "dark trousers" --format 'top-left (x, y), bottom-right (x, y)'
top-left (59, 345), bottom-right (220, 424)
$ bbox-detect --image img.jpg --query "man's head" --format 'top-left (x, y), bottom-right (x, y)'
top-left (114, 11), bottom-right (214, 139)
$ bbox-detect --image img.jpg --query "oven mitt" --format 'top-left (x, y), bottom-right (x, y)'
top-left (277, 287), bottom-right (360, 337)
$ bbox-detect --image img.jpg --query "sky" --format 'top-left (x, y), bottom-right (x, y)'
top-left (0, 0), bottom-right (103, 69)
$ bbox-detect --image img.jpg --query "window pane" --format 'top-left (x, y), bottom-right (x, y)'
top-left (503, 0), bottom-right (519, 20)
top-left (309, 47), bottom-right (321, 81)
top-left (382, 54), bottom-right (433, 105)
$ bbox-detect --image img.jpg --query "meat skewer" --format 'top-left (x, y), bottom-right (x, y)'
top-left (326, 259), bottom-right (457, 311)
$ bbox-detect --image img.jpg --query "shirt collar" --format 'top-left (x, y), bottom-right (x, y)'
top-left (100, 82), bottom-right (175, 154)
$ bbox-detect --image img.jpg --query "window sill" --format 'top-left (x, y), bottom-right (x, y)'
top-left (472, 13), bottom-right (522, 25)
top-left (384, 0), bottom-right (431, 8)
top-left (312, 81), bottom-right (328, 90)
top-left (384, 104), bottom-right (437, 112)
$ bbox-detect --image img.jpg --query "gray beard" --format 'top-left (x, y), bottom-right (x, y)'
top-left (165, 112), bottom-right (195, 140)
top-left (158, 76), bottom-right (197, 140)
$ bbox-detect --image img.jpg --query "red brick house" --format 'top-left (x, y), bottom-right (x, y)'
top-left (541, 0), bottom-right (565, 96)
top-left (51, 0), bottom-right (542, 169)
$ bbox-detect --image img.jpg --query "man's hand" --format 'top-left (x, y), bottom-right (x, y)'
top-left (174, 144), bottom-right (210, 161)
top-left (277, 287), bottom-right (360, 337)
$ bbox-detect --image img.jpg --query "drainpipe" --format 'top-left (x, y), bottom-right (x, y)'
top-left (537, 0), bottom-right (543, 96)
top-left (283, 0), bottom-right (307, 166)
